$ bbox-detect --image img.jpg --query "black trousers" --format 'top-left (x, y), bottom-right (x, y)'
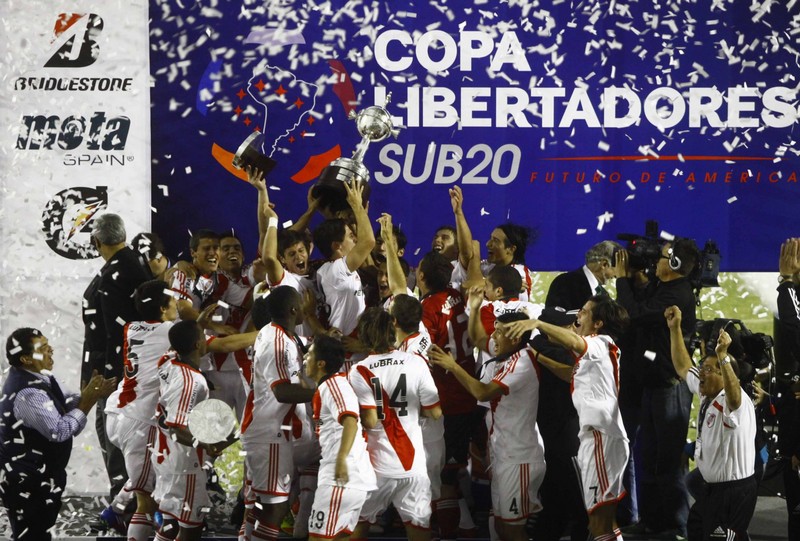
top-left (95, 397), bottom-right (129, 499)
top-left (696, 475), bottom-right (758, 540)
top-left (1, 470), bottom-right (65, 540)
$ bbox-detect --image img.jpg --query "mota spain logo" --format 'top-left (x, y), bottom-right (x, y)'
top-left (44, 13), bottom-right (103, 68)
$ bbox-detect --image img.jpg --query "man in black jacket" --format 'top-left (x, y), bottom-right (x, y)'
top-left (776, 237), bottom-right (800, 540)
top-left (615, 238), bottom-right (699, 540)
top-left (82, 213), bottom-right (152, 507)
top-left (545, 240), bottom-right (621, 310)
top-left (0, 328), bottom-right (115, 540)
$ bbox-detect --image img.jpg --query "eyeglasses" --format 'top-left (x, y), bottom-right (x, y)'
top-left (698, 364), bottom-right (721, 374)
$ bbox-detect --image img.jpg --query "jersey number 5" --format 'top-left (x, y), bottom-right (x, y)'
top-left (370, 374), bottom-right (408, 420)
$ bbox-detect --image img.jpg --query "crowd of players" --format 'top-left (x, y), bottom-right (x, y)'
top-left (2, 168), bottom-right (800, 541)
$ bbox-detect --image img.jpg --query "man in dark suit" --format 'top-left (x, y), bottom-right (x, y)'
top-left (82, 213), bottom-right (152, 519)
top-left (1, 328), bottom-right (115, 540)
top-left (546, 240), bottom-right (620, 310)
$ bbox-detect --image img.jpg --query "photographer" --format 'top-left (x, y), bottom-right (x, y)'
top-left (776, 237), bottom-right (800, 540)
top-left (615, 238), bottom-right (700, 539)
top-left (665, 306), bottom-right (757, 540)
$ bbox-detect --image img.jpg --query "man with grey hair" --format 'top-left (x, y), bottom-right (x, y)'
top-left (82, 212), bottom-right (152, 531)
top-left (545, 240), bottom-right (620, 310)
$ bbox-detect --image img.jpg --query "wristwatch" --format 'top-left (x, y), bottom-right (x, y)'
top-left (719, 356), bottom-right (731, 368)
top-left (779, 274), bottom-right (795, 284)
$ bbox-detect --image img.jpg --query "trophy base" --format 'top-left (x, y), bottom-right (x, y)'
top-left (232, 132), bottom-right (278, 176)
top-left (312, 158), bottom-right (371, 214)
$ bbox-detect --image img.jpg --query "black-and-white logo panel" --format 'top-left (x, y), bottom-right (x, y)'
top-left (41, 186), bottom-right (108, 259)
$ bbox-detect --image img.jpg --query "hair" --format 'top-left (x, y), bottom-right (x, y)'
top-left (278, 229), bottom-right (312, 255)
top-left (496, 223), bottom-right (534, 265)
top-left (265, 286), bottom-right (301, 322)
top-left (134, 280), bottom-right (172, 321)
top-left (189, 229), bottom-right (220, 252)
top-left (251, 295), bottom-right (271, 330)
top-left (358, 307), bottom-right (396, 353)
top-left (220, 230), bottom-right (244, 246)
top-left (391, 294), bottom-right (423, 334)
top-left (586, 295), bottom-right (630, 341)
top-left (670, 237), bottom-right (700, 276)
top-left (435, 225), bottom-right (457, 237)
top-left (313, 219), bottom-right (347, 259)
top-left (168, 320), bottom-right (202, 356)
top-left (585, 240), bottom-right (622, 265)
top-left (132, 232), bottom-right (166, 261)
top-left (496, 311), bottom-right (532, 345)
top-left (313, 335), bottom-right (347, 375)
top-left (91, 213), bottom-right (126, 245)
top-left (418, 251), bottom-right (452, 292)
top-left (6, 328), bottom-right (42, 367)
top-left (487, 265), bottom-right (522, 299)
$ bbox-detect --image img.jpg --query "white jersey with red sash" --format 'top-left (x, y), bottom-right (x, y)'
top-left (349, 350), bottom-right (440, 478)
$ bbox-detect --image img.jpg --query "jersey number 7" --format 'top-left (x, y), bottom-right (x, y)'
top-left (369, 374), bottom-right (408, 420)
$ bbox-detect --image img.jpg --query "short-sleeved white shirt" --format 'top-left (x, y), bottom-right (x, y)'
top-left (316, 258), bottom-right (365, 336)
top-left (106, 320), bottom-right (174, 425)
top-left (241, 323), bottom-right (309, 443)
top-left (570, 334), bottom-right (627, 439)
top-left (489, 348), bottom-right (545, 464)
top-left (349, 350), bottom-right (440, 478)
top-left (686, 367), bottom-right (756, 483)
top-left (398, 329), bottom-right (444, 443)
top-left (154, 354), bottom-right (209, 473)
top-left (267, 268), bottom-right (314, 336)
top-left (451, 260), bottom-right (533, 302)
top-left (211, 268), bottom-right (255, 372)
top-left (312, 374), bottom-right (377, 491)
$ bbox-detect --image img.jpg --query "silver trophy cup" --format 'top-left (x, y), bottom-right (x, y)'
top-left (313, 95), bottom-right (399, 214)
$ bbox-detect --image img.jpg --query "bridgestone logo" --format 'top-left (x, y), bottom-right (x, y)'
top-left (14, 77), bottom-right (133, 92)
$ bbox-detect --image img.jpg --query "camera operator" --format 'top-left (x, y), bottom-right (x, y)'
top-left (615, 238), bottom-right (700, 539)
top-left (665, 306), bottom-right (757, 540)
top-left (776, 237), bottom-right (800, 540)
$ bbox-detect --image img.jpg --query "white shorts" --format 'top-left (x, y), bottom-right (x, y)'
top-left (106, 413), bottom-right (157, 494)
top-left (577, 430), bottom-right (628, 514)
top-left (360, 474), bottom-right (432, 528)
top-left (424, 437), bottom-right (445, 502)
top-left (244, 440), bottom-right (294, 502)
top-left (205, 369), bottom-right (248, 420)
top-left (152, 472), bottom-right (210, 528)
top-left (491, 461), bottom-right (545, 524)
top-left (308, 484), bottom-right (369, 539)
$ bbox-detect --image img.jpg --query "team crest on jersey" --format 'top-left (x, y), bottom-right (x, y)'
top-left (41, 185), bottom-right (107, 259)
top-left (706, 413), bottom-right (716, 428)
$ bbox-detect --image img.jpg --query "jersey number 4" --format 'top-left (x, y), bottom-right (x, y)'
top-left (370, 374), bottom-right (408, 420)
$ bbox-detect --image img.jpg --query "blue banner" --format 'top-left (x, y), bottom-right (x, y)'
top-left (149, 0), bottom-right (799, 271)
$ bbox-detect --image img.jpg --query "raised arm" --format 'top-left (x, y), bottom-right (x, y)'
top-left (289, 186), bottom-right (321, 233)
top-left (344, 180), bottom-right (375, 272)
top-left (467, 286), bottom-right (490, 353)
top-left (664, 305), bottom-right (692, 380)
top-left (450, 186), bottom-right (474, 269)
top-left (715, 330), bottom-right (742, 410)
top-left (247, 166), bottom-right (270, 257)
top-left (260, 203), bottom-right (285, 286)
top-left (378, 213), bottom-right (407, 297)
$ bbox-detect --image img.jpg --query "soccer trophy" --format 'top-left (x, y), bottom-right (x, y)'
top-left (232, 131), bottom-right (278, 176)
top-left (312, 94), bottom-right (399, 214)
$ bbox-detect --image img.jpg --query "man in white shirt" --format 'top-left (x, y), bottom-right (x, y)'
top-left (312, 179), bottom-right (375, 339)
top-left (665, 306), bottom-right (757, 541)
